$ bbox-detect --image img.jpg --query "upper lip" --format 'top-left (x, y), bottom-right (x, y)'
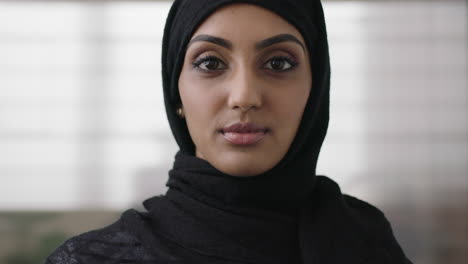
top-left (221, 122), bottom-right (268, 133)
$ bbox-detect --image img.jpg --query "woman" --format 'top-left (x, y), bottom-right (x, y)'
top-left (46, 0), bottom-right (412, 263)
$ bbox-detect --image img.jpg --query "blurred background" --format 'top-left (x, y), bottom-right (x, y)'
top-left (0, 0), bottom-right (466, 263)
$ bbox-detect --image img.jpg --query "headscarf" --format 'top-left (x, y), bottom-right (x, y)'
top-left (161, 0), bottom-right (331, 210)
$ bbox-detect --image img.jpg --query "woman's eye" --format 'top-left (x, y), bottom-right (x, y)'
top-left (192, 56), bottom-right (226, 71)
top-left (264, 56), bottom-right (298, 72)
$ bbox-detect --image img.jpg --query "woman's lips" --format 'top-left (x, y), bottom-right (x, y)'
top-left (221, 123), bottom-right (268, 146)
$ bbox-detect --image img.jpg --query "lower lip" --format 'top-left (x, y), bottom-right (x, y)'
top-left (222, 131), bottom-right (267, 145)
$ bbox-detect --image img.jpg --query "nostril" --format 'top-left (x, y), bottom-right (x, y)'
top-left (226, 83), bottom-right (262, 110)
top-left (233, 105), bottom-right (259, 112)
top-left (228, 93), bottom-right (262, 112)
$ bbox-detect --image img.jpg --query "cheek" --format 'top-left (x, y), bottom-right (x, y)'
top-left (179, 71), bottom-right (225, 141)
top-left (271, 78), bottom-right (311, 138)
top-left (179, 67), bottom-right (224, 106)
top-left (181, 87), bottom-right (224, 121)
top-left (274, 77), bottom-right (310, 112)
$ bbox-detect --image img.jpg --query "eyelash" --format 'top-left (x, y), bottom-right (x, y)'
top-left (265, 56), bottom-right (299, 72)
top-left (191, 55), bottom-right (299, 73)
top-left (191, 55), bottom-right (226, 72)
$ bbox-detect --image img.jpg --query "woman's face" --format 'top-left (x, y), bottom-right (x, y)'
top-left (179, 4), bottom-right (312, 176)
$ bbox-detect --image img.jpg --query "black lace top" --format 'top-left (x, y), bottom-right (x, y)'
top-left (45, 176), bottom-right (412, 264)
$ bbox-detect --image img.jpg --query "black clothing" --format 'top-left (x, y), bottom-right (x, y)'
top-left (45, 176), bottom-right (411, 264)
top-left (46, 0), bottom-right (412, 263)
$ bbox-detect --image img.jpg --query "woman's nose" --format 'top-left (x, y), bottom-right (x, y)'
top-left (226, 68), bottom-right (262, 112)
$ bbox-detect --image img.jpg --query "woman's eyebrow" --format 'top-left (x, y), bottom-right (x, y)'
top-left (186, 33), bottom-right (305, 52)
top-left (256, 34), bottom-right (305, 52)
top-left (187, 35), bottom-right (233, 50)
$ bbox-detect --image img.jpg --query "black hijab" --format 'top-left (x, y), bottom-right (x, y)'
top-left (161, 0), bottom-right (330, 211)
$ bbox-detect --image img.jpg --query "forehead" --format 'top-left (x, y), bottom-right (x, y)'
top-left (191, 3), bottom-right (305, 44)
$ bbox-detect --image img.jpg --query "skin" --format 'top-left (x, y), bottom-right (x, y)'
top-left (178, 4), bottom-right (312, 177)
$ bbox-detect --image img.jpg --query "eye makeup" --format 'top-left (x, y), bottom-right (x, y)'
top-left (191, 55), bottom-right (227, 72)
top-left (187, 41), bottom-right (304, 75)
top-left (263, 55), bottom-right (299, 72)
